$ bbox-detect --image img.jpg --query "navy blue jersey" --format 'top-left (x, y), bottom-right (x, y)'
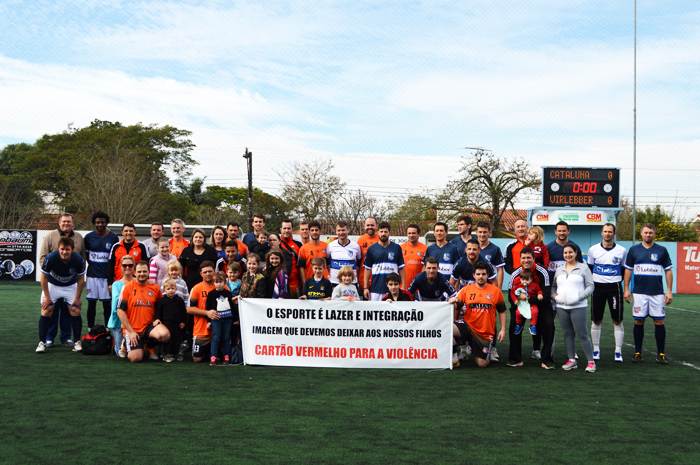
top-left (546, 240), bottom-right (583, 278)
top-left (625, 243), bottom-right (673, 295)
top-left (407, 271), bottom-right (455, 302)
top-left (479, 242), bottom-right (505, 270)
top-left (425, 242), bottom-right (461, 277)
top-left (451, 257), bottom-right (497, 289)
top-left (41, 251), bottom-right (86, 286)
top-left (84, 230), bottom-right (119, 278)
top-left (242, 232), bottom-right (257, 247)
top-left (450, 235), bottom-right (468, 259)
top-left (302, 277), bottom-right (333, 300)
top-left (364, 241), bottom-right (405, 295)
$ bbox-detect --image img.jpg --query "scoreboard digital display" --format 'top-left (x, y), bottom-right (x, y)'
top-left (542, 167), bottom-right (620, 208)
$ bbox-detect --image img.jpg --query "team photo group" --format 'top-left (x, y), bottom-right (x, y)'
top-left (36, 210), bottom-right (674, 371)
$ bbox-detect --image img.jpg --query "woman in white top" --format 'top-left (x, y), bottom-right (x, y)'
top-left (552, 244), bottom-right (596, 372)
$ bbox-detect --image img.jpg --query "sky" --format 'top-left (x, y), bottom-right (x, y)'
top-left (1, 1), bottom-right (699, 218)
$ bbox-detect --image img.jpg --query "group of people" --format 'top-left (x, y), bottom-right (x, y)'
top-left (35, 212), bottom-right (674, 371)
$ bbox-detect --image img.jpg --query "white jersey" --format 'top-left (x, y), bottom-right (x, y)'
top-left (587, 242), bottom-right (627, 284)
top-left (326, 239), bottom-right (362, 284)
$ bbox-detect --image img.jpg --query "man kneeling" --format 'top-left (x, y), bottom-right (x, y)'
top-left (449, 262), bottom-right (507, 368)
top-left (117, 260), bottom-right (170, 363)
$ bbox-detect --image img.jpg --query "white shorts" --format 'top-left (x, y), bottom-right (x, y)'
top-left (632, 294), bottom-right (665, 320)
top-left (40, 283), bottom-right (78, 307)
top-left (86, 277), bottom-right (111, 301)
top-left (370, 292), bottom-right (384, 302)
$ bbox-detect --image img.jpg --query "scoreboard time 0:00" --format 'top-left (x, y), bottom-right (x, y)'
top-left (542, 167), bottom-right (620, 208)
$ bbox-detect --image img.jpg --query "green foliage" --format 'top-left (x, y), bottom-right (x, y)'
top-left (0, 143), bottom-right (34, 176)
top-left (0, 174), bottom-right (43, 229)
top-left (387, 194), bottom-right (437, 233)
top-left (617, 202), bottom-right (697, 242)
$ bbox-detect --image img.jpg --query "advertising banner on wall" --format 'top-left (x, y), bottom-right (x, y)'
top-left (676, 243), bottom-right (700, 294)
top-left (239, 299), bottom-right (453, 369)
top-left (530, 209), bottom-right (618, 226)
top-left (0, 230), bottom-right (38, 281)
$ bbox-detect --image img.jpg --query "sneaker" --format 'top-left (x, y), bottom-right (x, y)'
top-left (466, 345), bottom-right (473, 356)
top-left (490, 347), bottom-right (499, 362)
top-left (593, 350), bottom-right (600, 361)
top-left (514, 324), bottom-right (523, 335)
top-left (210, 356), bottom-right (217, 367)
top-left (458, 345), bottom-right (468, 361)
top-left (507, 360), bottom-right (524, 367)
top-left (529, 325), bottom-right (537, 336)
top-left (62, 339), bottom-right (74, 347)
top-left (656, 353), bottom-right (669, 365)
top-left (585, 362), bottom-right (596, 373)
top-left (147, 347), bottom-right (159, 360)
top-left (45, 339), bottom-right (54, 348)
top-left (176, 353), bottom-right (184, 362)
top-left (452, 353), bottom-right (460, 368)
top-left (164, 354), bottom-right (174, 363)
top-left (615, 352), bottom-right (623, 363)
top-left (118, 341), bottom-right (127, 358)
top-left (223, 356), bottom-right (230, 366)
top-left (532, 350), bottom-right (541, 360)
top-left (72, 340), bottom-right (82, 352)
top-left (632, 352), bottom-right (643, 363)
top-left (36, 341), bottom-right (46, 353)
top-left (562, 360), bottom-right (578, 371)
top-left (575, 352), bottom-right (579, 360)
top-left (541, 361), bottom-right (555, 370)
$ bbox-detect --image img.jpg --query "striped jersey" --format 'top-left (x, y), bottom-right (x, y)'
top-left (587, 242), bottom-right (627, 284)
top-left (84, 230), bottom-right (119, 278)
top-left (326, 239), bottom-right (362, 284)
top-left (624, 243), bottom-right (672, 295)
top-left (363, 241), bottom-right (405, 295)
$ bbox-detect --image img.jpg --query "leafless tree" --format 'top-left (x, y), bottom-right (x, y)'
top-left (0, 177), bottom-right (43, 229)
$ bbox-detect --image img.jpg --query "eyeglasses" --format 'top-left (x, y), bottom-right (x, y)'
top-left (121, 264), bottom-right (134, 268)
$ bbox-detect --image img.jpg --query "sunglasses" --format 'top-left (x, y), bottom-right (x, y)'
top-left (121, 264), bottom-right (134, 268)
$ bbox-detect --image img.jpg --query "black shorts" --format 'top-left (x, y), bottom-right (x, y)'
top-left (192, 336), bottom-right (211, 360)
top-left (455, 321), bottom-right (493, 360)
top-left (591, 282), bottom-right (624, 322)
top-left (124, 322), bottom-right (157, 353)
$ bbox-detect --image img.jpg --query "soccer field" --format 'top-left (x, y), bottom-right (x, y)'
top-left (1, 282), bottom-right (699, 464)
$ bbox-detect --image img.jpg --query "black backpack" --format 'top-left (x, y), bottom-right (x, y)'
top-left (81, 325), bottom-right (113, 355)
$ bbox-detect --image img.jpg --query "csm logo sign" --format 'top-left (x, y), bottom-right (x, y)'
top-left (536, 214), bottom-right (549, 222)
top-left (586, 213), bottom-right (602, 222)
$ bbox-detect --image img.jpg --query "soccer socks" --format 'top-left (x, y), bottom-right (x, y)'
top-left (39, 315), bottom-right (51, 342)
top-left (87, 300), bottom-right (97, 328)
top-left (614, 322), bottom-right (624, 352)
top-left (103, 301), bottom-right (111, 326)
top-left (591, 323), bottom-right (602, 352)
top-left (655, 324), bottom-right (666, 355)
top-left (71, 315), bottom-right (83, 341)
top-left (633, 324), bottom-right (644, 353)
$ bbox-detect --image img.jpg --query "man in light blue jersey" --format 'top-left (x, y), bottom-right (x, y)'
top-left (623, 223), bottom-right (673, 365)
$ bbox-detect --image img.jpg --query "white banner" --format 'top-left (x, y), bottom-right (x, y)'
top-left (530, 209), bottom-right (618, 226)
top-left (239, 299), bottom-right (453, 369)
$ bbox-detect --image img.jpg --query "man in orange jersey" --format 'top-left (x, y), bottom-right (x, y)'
top-left (357, 216), bottom-right (380, 293)
top-left (298, 220), bottom-right (329, 283)
top-left (449, 262), bottom-right (506, 368)
top-left (279, 219), bottom-right (303, 298)
top-left (117, 261), bottom-right (170, 363)
top-left (187, 261), bottom-right (217, 363)
top-left (504, 219), bottom-right (528, 275)
top-left (226, 221), bottom-right (249, 258)
top-left (400, 223), bottom-right (427, 290)
top-left (169, 219), bottom-right (189, 259)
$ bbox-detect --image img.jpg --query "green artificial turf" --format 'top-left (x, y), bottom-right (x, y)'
top-left (1, 283), bottom-right (699, 464)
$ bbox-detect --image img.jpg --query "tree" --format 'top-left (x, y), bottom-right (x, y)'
top-left (277, 159), bottom-right (343, 221)
top-left (387, 194), bottom-right (437, 233)
top-left (325, 189), bottom-right (388, 235)
top-left (437, 150), bottom-right (540, 233)
top-left (0, 175), bottom-right (43, 229)
top-left (617, 202), bottom-right (696, 242)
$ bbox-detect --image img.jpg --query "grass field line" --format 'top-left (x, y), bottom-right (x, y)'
top-left (624, 343), bottom-right (700, 371)
top-left (667, 305), bottom-right (700, 314)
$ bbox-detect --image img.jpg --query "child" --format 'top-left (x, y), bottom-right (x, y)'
top-left (299, 257), bottom-right (332, 300)
top-left (164, 260), bottom-right (189, 361)
top-left (331, 266), bottom-right (362, 301)
top-left (263, 249), bottom-right (288, 299)
top-left (149, 237), bottom-right (177, 286)
top-left (250, 230), bottom-right (271, 268)
top-left (227, 261), bottom-right (242, 298)
top-left (205, 272), bottom-right (237, 366)
top-left (239, 253), bottom-right (266, 299)
top-left (154, 279), bottom-right (188, 363)
top-left (381, 272), bottom-right (413, 302)
top-left (525, 226), bottom-right (549, 269)
top-left (510, 269), bottom-right (543, 336)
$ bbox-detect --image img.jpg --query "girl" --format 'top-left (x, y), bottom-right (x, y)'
top-left (210, 226), bottom-right (227, 261)
top-left (239, 253), bottom-right (267, 299)
top-left (263, 248), bottom-right (287, 299)
top-left (149, 237), bottom-right (177, 286)
top-left (332, 266), bottom-right (362, 301)
top-left (525, 226), bottom-right (549, 269)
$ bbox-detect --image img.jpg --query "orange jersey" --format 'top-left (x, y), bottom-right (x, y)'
top-left (190, 281), bottom-right (216, 337)
top-left (401, 241), bottom-right (428, 290)
top-left (169, 237), bottom-right (189, 259)
top-left (297, 241), bottom-right (329, 282)
top-left (456, 283), bottom-right (505, 342)
top-left (237, 240), bottom-right (249, 258)
top-left (357, 233), bottom-right (380, 286)
top-left (280, 237), bottom-right (301, 289)
top-left (118, 280), bottom-right (162, 334)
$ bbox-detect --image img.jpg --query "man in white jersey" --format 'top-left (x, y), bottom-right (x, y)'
top-left (326, 220), bottom-right (362, 286)
top-left (587, 223), bottom-right (627, 362)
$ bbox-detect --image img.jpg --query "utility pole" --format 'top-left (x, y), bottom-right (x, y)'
top-left (243, 148), bottom-right (253, 233)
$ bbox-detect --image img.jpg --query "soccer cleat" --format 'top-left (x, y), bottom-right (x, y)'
top-left (36, 341), bottom-right (46, 353)
top-left (632, 352), bottom-right (643, 363)
top-left (614, 352), bottom-right (623, 363)
top-left (452, 353), bottom-right (460, 368)
top-left (72, 340), bottom-right (82, 352)
top-left (529, 325), bottom-right (537, 336)
top-left (490, 347), bottom-right (499, 362)
top-left (163, 354), bottom-right (174, 363)
top-left (532, 350), bottom-right (541, 360)
top-left (561, 360), bottom-right (578, 371)
top-left (541, 361), bottom-right (555, 370)
top-left (656, 353), bottom-right (669, 365)
top-left (176, 353), bottom-right (184, 362)
top-left (149, 352), bottom-right (159, 361)
top-left (585, 362), bottom-right (597, 373)
top-left (507, 361), bottom-right (524, 367)
top-left (458, 345), bottom-right (469, 361)
top-left (514, 324), bottom-right (523, 335)
top-left (593, 350), bottom-right (600, 361)
top-left (62, 339), bottom-right (74, 347)
top-left (45, 339), bottom-right (54, 348)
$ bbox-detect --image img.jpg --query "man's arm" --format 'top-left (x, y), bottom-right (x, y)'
top-left (363, 267), bottom-right (371, 299)
top-left (399, 268), bottom-right (405, 289)
top-left (40, 273), bottom-right (52, 310)
top-left (497, 303), bottom-right (507, 343)
top-left (73, 275), bottom-right (85, 308)
top-left (623, 268), bottom-right (633, 303)
top-left (187, 298), bottom-right (220, 320)
top-left (504, 243), bottom-right (515, 275)
top-left (495, 267), bottom-right (504, 290)
top-left (39, 235), bottom-right (52, 268)
top-left (664, 268), bottom-right (674, 305)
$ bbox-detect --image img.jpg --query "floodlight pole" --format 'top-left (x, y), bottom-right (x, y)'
top-left (243, 148), bottom-right (253, 233)
top-left (632, 0), bottom-right (637, 244)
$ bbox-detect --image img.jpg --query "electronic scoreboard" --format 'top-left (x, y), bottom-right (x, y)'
top-left (542, 167), bottom-right (620, 208)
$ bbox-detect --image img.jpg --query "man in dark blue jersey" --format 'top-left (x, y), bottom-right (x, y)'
top-left (407, 256), bottom-right (455, 302)
top-left (426, 222), bottom-right (460, 277)
top-left (363, 222), bottom-right (405, 301)
top-left (83, 211), bottom-right (119, 329)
